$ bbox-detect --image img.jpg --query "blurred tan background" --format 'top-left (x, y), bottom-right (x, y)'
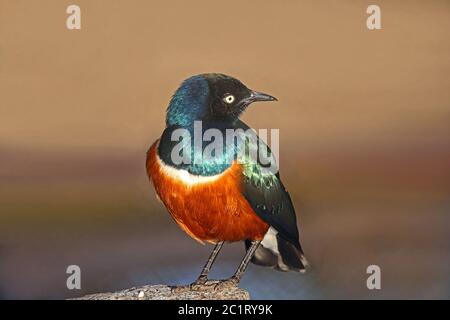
top-left (0, 0), bottom-right (449, 299)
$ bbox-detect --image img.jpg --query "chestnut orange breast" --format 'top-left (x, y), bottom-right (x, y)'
top-left (146, 140), bottom-right (269, 244)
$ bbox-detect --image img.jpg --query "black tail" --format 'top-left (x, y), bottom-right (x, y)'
top-left (245, 227), bottom-right (308, 272)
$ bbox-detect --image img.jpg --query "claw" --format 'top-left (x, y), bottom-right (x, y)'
top-left (170, 285), bottom-right (190, 293)
top-left (171, 277), bottom-right (240, 293)
top-left (213, 277), bottom-right (239, 291)
top-left (189, 275), bottom-right (208, 290)
top-left (194, 275), bottom-right (208, 285)
top-left (171, 276), bottom-right (214, 292)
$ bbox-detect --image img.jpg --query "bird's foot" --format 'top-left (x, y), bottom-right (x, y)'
top-left (170, 285), bottom-right (190, 294)
top-left (170, 276), bottom-right (211, 293)
top-left (213, 277), bottom-right (240, 291)
top-left (189, 276), bottom-right (209, 291)
top-left (170, 276), bottom-right (240, 293)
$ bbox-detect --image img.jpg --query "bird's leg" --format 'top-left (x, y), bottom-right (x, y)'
top-left (215, 240), bottom-right (261, 290)
top-left (191, 241), bottom-right (224, 287)
top-left (233, 240), bottom-right (261, 282)
top-left (171, 241), bottom-right (224, 293)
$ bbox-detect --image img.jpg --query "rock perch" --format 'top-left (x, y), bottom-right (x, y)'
top-left (73, 281), bottom-right (250, 300)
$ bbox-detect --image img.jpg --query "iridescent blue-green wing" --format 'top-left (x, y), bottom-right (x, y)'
top-left (234, 121), bottom-right (307, 271)
top-left (234, 121), bottom-right (301, 249)
top-left (241, 154), bottom-right (302, 249)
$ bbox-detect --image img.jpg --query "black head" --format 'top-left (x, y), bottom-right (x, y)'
top-left (166, 73), bottom-right (277, 126)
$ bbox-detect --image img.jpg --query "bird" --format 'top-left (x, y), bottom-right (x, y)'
top-left (146, 73), bottom-right (307, 288)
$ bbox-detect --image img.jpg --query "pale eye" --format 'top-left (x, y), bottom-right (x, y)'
top-left (223, 94), bottom-right (235, 104)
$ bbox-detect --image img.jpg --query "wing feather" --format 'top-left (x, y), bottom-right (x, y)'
top-left (235, 120), bottom-right (302, 249)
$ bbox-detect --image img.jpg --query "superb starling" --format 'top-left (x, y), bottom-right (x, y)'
top-left (146, 74), bottom-right (307, 288)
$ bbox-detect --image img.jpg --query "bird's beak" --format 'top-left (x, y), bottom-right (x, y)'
top-left (248, 90), bottom-right (278, 103)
